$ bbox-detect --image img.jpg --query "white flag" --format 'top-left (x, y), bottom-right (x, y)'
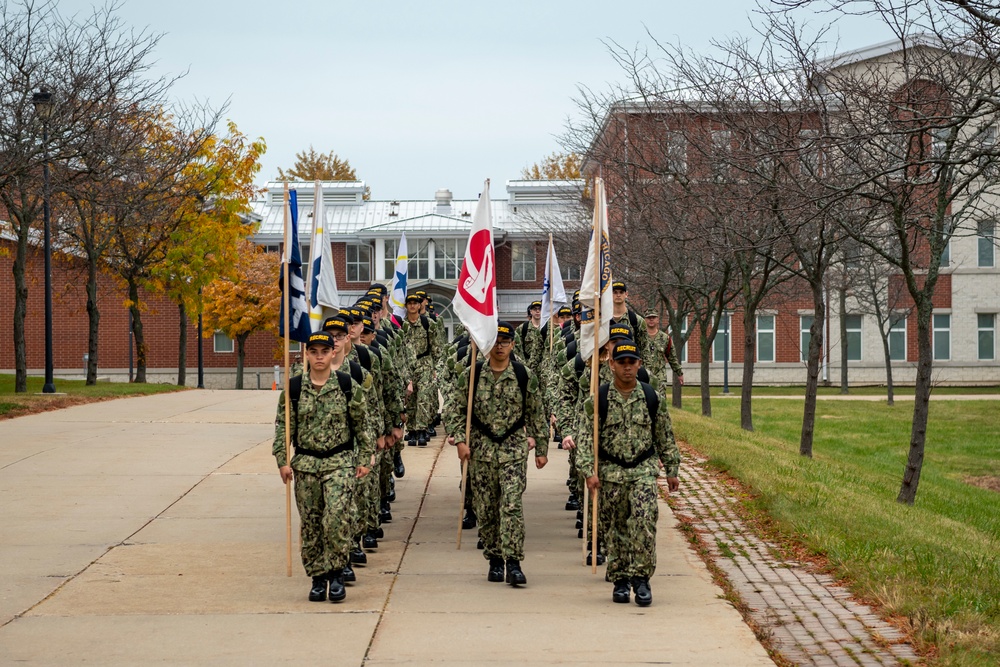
top-left (453, 179), bottom-right (498, 353)
top-left (306, 180), bottom-right (340, 330)
top-left (579, 177), bottom-right (613, 361)
top-left (540, 236), bottom-right (568, 322)
top-left (389, 232), bottom-right (409, 319)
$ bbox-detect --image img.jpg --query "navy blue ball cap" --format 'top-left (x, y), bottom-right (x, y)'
top-left (306, 331), bottom-right (336, 348)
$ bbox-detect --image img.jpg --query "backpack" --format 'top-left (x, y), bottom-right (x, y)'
top-left (288, 371), bottom-right (356, 457)
top-left (469, 360), bottom-right (530, 443)
top-left (596, 381), bottom-right (659, 469)
top-left (411, 315), bottom-right (433, 359)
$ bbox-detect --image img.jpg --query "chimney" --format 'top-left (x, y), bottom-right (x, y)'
top-left (435, 188), bottom-right (452, 214)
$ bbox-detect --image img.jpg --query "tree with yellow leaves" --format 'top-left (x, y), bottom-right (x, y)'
top-left (201, 240), bottom-right (280, 389)
top-left (521, 151), bottom-right (582, 180)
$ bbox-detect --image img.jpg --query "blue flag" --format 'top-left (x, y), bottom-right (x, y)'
top-left (279, 190), bottom-right (312, 343)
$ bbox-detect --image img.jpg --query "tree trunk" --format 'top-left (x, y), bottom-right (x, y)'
top-left (839, 286), bottom-right (849, 394)
top-left (12, 228), bottom-right (29, 393)
top-left (880, 331), bottom-right (895, 407)
top-left (127, 279), bottom-right (147, 383)
top-left (85, 259), bottom-right (101, 385)
top-left (671, 323), bottom-right (684, 409)
top-left (177, 302), bottom-right (187, 387)
top-left (699, 332), bottom-right (712, 417)
top-left (800, 281), bottom-right (825, 458)
top-left (898, 299), bottom-right (933, 505)
top-left (741, 308), bottom-right (756, 432)
top-left (236, 333), bottom-right (248, 390)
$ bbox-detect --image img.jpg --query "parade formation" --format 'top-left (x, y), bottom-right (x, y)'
top-left (272, 178), bottom-right (682, 606)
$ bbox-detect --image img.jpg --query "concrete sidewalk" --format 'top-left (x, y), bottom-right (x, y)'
top-left (0, 390), bottom-right (773, 666)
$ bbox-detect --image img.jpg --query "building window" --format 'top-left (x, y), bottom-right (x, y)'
top-left (345, 243), bottom-right (371, 283)
top-left (289, 341), bottom-right (301, 352)
top-left (940, 216), bottom-right (952, 268)
top-left (979, 313), bottom-right (996, 361)
top-left (666, 131), bottom-right (687, 175)
top-left (409, 239), bottom-right (430, 280)
top-left (710, 130), bottom-right (732, 181)
top-left (511, 242), bottom-right (536, 282)
top-left (560, 263), bottom-right (582, 281)
top-left (262, 244), bottom-right (281, 254)
top-left (801, 315), bottom-right (814, 362)
top-left (384, 239), bottom-right (398, 279)
top-left (978, 219), bottom-right (996, 268)
top-left (799, 129), bottom-right (821, 174)
top-left (435, 239), bottom-right (464, 280)
top-left (213, 332), bottom-right (233, 353)
top-left (845, 314), bottom-right (862, 361)
top-left (679, 318), bottom-right (688, 363)
top-left (757, 315), bottom-right (775, 362)
top-left (888, 313), bottom-right (907, 361)
top-left (713, 312), bottom-right (731, 362)
top-left (933, 313), bottom-right (951, 360)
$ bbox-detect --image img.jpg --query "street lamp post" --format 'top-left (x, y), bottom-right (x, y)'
top-left (32, 88), bottom-right (55, 394)
top-left (722, 311), bottom-right (731, 395)
top-left (197, 286), bottom-right (205, 388)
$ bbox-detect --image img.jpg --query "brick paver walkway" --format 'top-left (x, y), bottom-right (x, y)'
top-left (666, 452), bottom-right (922, 667)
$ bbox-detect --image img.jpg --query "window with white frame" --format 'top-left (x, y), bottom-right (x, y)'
top-left (384, 239), bottom-right (397, 280)
top-left (845, 315), bottom-right (862, 361)
top-left (345, 243), bottom-right (371, 283)
top-left (409, 239), bottom-right (429, 280)
top-left (435, 239), bottom-right (464, 280)
top-left (933, 313), bottom-right (951, 360)
top-left (511, 242), bottom-right (536, 282)
top-left (679, 318), bottom-right (688, 363)
top-left (800, 315), bottom-right (814, 362)
top-left (666, 131), bottom-right (687, 175)
top-left (713, 312), bottom-right (731, 362)
top-left (978, 219), bottom-right (995, 268)
top-left (979, 313), bottom-right (996, 361)
top-left (710, 130), bottom-right (732, 181)
top-left (930, 127), bottom-right (949, 161)
top-left (757, 315), bottom-right (775, 362)
top-left (888, 313), bottom-right (907, 361)
top-left (213, 331), bottom-right (234, 353)
top-left (560, 263), bottom-right (582, 281)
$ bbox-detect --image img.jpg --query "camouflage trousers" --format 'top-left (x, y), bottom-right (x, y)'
top-left (379, 446), bottom-right (393, 500)
top-left (404, 361), bottom-right (436, 431)
top-left (602, 477), bottom-right (658, 581)
top-left (294, 468), bottom-right (356, 576)
top-left (470, 455), bottom-right (527, 562)
top-left (351, 454), bottom-right (381, 539)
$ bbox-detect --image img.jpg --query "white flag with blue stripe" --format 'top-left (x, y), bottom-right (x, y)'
top-left (389, 232), bottom-right (408, 319)
top-left (306, 180), bottom-right (341, 330)
top-left (540, 236), bottom-right (567, 322)
top-left (279, 189), bottom-right (312, 343)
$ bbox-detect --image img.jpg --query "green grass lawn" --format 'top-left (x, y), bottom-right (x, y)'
top-left (678, 383), bottom-right (1000, 397)
top-left (672, 397), bottom-right (1000, 666)
top-left (0, 374), bottom-right (185, 417)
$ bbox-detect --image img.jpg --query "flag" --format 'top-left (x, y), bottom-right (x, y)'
top-left (389, 232), bottom-right (409, 319)
top-left (453, 179), bottom-right (498, 352)
top-left (305, 180), bottom-right (341, 330)
top-left (540, 235), bottom-right (568, 322)
top-left (278, 189), bottom-right (312, 343)
top-left (579, 177), bottom-right (613, 361)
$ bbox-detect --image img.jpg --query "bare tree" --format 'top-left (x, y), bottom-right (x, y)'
top-left (0, 0), bottom-right (174, 391)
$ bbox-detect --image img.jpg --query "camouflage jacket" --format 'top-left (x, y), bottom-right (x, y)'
top-left (400, 315), bottom-right (440, 373)
top-left (272, 372), bottom-right (376, 473)
top-left (646, 329), bottom-right (682, 379)
top-left (575, 382), bottom-right (679, 483)
top-left (445, 361), bottom-right (548, 463)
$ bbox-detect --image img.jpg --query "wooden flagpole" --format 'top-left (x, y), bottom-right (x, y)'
top-left (457, 340), bottom-right (479, 549)
top-left (590, 181), bottom-right (602, 575)
top-left (282, 182), bottom-right (293, 577)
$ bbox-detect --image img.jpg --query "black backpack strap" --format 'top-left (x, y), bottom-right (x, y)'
top-left (574, 354), bottom-right (586, 379)
top-left (519, 321), bottom-right (531, 342)
top-left (416, 315), bottom-right (433, 358)
top-left (288, 371), bottom-right (356, 459)
top-left (596, 381), bottom-right (658, 469)
top-left (637, 367), bottom-right (649, 384)
top-left (355, 345), bottom-right (372, 371)
top-left (598, 382), bottom-right (610, 430)
top-left (470, 360), bottom-right (529, 443)
top-left (348, 360), bottom-right (364, 385)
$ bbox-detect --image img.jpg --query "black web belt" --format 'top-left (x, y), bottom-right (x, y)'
top-left (293, 440), bottom-right (354, 459)
top-left (599, 445), bottom-right (656, 469)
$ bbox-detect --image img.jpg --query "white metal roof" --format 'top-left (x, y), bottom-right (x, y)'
top-left (250, 179), bottom-right (587, 243)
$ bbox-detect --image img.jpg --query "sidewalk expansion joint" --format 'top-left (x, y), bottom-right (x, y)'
top-left (664, 450), bottom-right (921, 667)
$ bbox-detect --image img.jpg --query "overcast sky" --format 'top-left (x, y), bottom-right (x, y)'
top-left (56, 0), bottom-right (895, 201)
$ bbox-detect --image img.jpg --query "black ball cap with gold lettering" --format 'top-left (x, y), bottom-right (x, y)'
top-left (496, 321), bottom-right (515, 340)
top-left (405, 294), bottom-right (422, 304)
top-left (557, 306), bottom-right (572, 317)
top-left (322, 316), bottom-right (350, 334)
top-left (612, 339), bottom-right (641, 361)
top-left (306, 331), bottom-right (336, 349)
top-left (361, 316), bottom-right (375, 333)
top-left (609, 323), bottom-right (633, 341)
top-left (612, 280), bottom-right (627, 292)
top-left (527, 300), bottom-right (542, 313)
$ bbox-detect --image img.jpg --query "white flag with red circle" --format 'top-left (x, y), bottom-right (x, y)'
top-left (453, 179), bottom-right (498, 353)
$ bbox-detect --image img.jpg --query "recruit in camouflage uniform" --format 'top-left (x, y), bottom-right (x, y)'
top-left (573, 338), bottom-right (680, 608)
top-left (446, 322), bottom-right (548, 587)
top-left (642, 309), bottom-right (683, 388)
top-left (273, 331), bottom-right (376, 604)
top-left (401, 294), bottom-right (441, 445)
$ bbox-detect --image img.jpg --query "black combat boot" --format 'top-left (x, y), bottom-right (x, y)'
top-left (350, 542), bottom-right (367, 565)
top-left (375, 526), bottom-right (384, 539)
top-left (416, 430), bottom-right (428, 447)
top-left (462, 508), bottom-right (477, 530)
top-left (341, 563), bottom-right (356, 583)
top-left (632, 577), bottom-right (652, 607)
top-left (393, 451), bottom-right (406, 477)
top-left (505, 560), bottom-right (527, 586)
top-left (380, 500), bottom-right (393, 523)
top-left (586, 551), bottom-right (606, 566)
top-left (612, 579), bottom-right (630, 604)
top-left (565, 494), bottom-right (580, 511)
top-left (406, 431), bottom-right (417, 446)
top-left (328, 572), bottom-right (346, 602)
top-left (426, 425), bottom-right (437, 437)
top-left (363, 530), bottom-right (378, 550)
top-left (308, 575), bottom-right (328, 602)
top-left (487, 557), bottom-right (505, 582)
